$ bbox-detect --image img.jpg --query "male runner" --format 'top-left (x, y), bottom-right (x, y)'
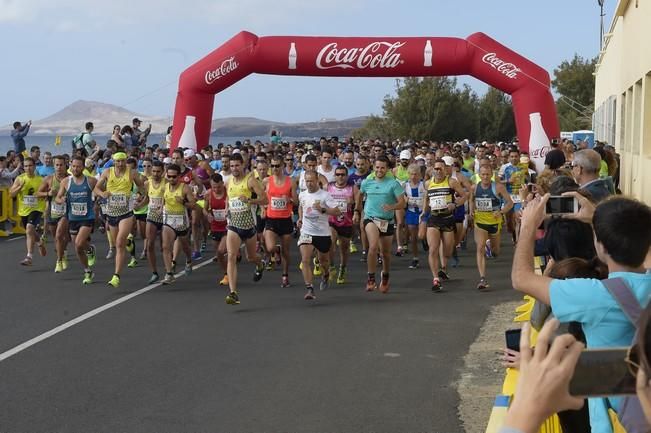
top-left (144, 160), bottom-right (165, 283)
top-left (392, 149), bottom-right (411, 256)
top-left (328, 165), bottom-right (357, 284)
top-left (348, 155), bottom-right (371, 258)
top-left (11, 157), bottom-right (46, 266)
top-left (205, 173), bottom-right (228, 286)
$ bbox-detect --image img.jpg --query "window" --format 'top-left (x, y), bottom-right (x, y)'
top-left (633, 79), bottom-right (642, 155)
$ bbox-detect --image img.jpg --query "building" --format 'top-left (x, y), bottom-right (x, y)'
top-left (593, 0), bottom-right (650, 203)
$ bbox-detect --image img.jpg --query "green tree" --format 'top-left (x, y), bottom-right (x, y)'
top-left (552, 54), bottom-right (597, 131)
top-left (478, 87), bottom-right (515, 141)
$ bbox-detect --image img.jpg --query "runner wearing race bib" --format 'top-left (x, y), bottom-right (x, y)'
top-left (349, 155), bottom-right (371, 259)
top-left (470, 163), bottom-right (513, 290)
top-left (298, 170), bottom-right (341, 300)
top-left (448, 156), bottom-right (473, 268)
top-left (393, 150), bottom-right (411, 257)
top-left (224, 153), bottom-right (267, 306)
top-left (423, 159), bottom-right (467, 292)
top-left (263, 155), bottom-right (297, 288)
top-left (10, 157), bottom-right (46, 266)
top-left (327, 166), bottom-right (358, 284)
top-left (37, 155), bottom-right (70, 272)
top-left (94, 151), bottom-right (146, 288)
top-left (144, 160), bottom-right (165, 284)
top-left (205, 173), bottom-right (229, 287)
top-left (126, 157), bottom-right (146, 269)
top-left (161, 163), bottom-right (195, 285)
top-left (499, 147), bottom-right (525, 245)
top-left (57, 156), bottom-right (98, 285)
top-left (404, 164), bottom-right (428, 270)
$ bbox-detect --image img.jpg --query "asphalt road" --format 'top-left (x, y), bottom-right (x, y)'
top-left (0, 231), bottom-right (518, 433)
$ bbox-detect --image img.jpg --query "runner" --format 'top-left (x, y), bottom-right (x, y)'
top-left (93, 151), bottom-right (146, 288)
top-left (447, 156), bottom-right (473, 267)
top-left (404, 163), bottom-right (428, 269)
top-left (127, 157), bottom-right (145, 268)
top-left (204, 173), bottom-right (228, 286)
top-left (298, 170), bottom-right (341, 300)
top-left (37, 155), bottom-right (70, 272)
top-left (10, 157), bottom-right (46, 266)
top-left (498, 147), bottom-right (525, 244)
top-left (144, 160), bottom-right (165, 284)
top-left (422, 158), bottom-right (468, 292)
top-left (393, 149), bottom-right (411, 256)
top-left (224, 153), bottom-right (267, 305)
top-left (469, 163), bottom-right (513, 290)
top-left (296, 154), bottom-right (328, 276)
top-left (161, 163), bottom-right (195, 284)
top-left (348, 154), bottom-right (371, 260)
top-left (317, 147), bottom-right (336, 183)
top-left (55, 156), bottom-right (98, 284)
top-left (355, 155), bottom-right (406, 293)
top-left (263, 154), bottom-right (297, 288)
top-left (327, 165), bottom-right (357, 284)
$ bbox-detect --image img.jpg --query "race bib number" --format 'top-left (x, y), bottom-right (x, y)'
top-left (23, 195), bottom-right (37, 207)
top-left (298, 232), bottom-right (312, 246)
top-left (429, 196), bottom-right (448, 211)
top-left (71, 202), bottom-right (88, 217)
top-left (510, 194), bottom-right (522, 204)
top-left (109, 194), bottom-right (128, 207)
top-left (373, 218), bottom-right (389, 233)
top-left (149, 197), bottom-right (163, 210)
top-left (270, 196), bottom-right (287, 211)
top-left (165, 214), bottom-right (185, 230)
top-left (475, 197), bottom-right (493, 212)
top-left (229, 198), bottom-right (247, 212)
top-left (51, 202), bottom-right (66, 217)
top-left (334, 199), bottom-right (348, 212)
top-left (212, 209), bottom-right (227, 221)
top-left (408, 196), bottom-right (423, 209)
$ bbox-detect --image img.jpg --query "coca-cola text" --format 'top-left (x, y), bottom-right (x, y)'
top-left (481, 53), bottom-right (520, 79)
top-left (530, 145), bottom-right (550, 159)
top-left (316, 41), bottom-right (405, 70)
top-left (205, 57), bottom-right (239, 85)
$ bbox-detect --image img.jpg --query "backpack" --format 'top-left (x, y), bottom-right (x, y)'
top-left (71, 132), bottom-right (87, 152)
top-left (602, 278), bottom-right (651, 433)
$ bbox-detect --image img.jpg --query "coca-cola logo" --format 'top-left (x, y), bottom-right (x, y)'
top-left (482, 52), bottom-right (521, 79)
top-left (205, 56), bottom-right (239, 85)
top-left (316, 41), bottom-right (405, 70)
top-left (530, 145), bottom-right (551, 159)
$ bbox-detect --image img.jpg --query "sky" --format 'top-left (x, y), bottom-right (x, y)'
top-left (0, 0), bottom-right (617, 126)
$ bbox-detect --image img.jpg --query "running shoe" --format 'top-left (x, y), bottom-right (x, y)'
top-left (54, 260), bottom-right (63, 273)
top-left (304, 287), bottom-right (316, 300)
top-left (438, 268), bottom-right (450, 281)
top-left (191, 251), bottom-right (202, 261)
top-left (379, 272), bottom-right (390, 294)
top-left (402, 244), bottom-right (409, 254)
top-left (20, 256), bottom-right (33, 266)
top-left (87, 244), bottom-right (96, 267)
top-left (82, 271), bottom-right (94, 285)
top-left (162, 273), bottom-right (175, 285)
top-left (171, 260), bottom-right (177, 274)
top-left (265, 259), bottom-right (273, 271)
top-left (219, 274), bottom-right (229, 286)
top-left (61, 256), bottom-right (69, 271)
top-left (431, 278), bottom-right (442, 292)
top-left (336, 267), bottom-right (346, 284)
top-left (253, 263), bottom-right (264, 282)
top-left (225, 291), bottom-right (240, 305)
top-left (377, 254), bottom-right (383, 265)
top-left (360, 250), bottom-right (367, 263)
top-left (395, 246), bottom-right (404, 257)
top-left (106, 248), bottom-right (115, 260)
top-left (477, 277), bottom-right (490, 291)
top-left (126, 234), bottom-right (135, 254)
top-left (349, 242), bottom-right (358, 254)
top-left (299, 261), bottom-right (303, 270)
top-left (281, 274), bottom-right (290, 288)
top-left (108, 274), bottom-right (120, 288)
top-left (200, 240), bottom-right (207, 253)
top-left (38, 236), bottom-right (47, 257)
top-left (366, 278), bottom-right (376, 292)
top-left (138, 250), bottom-right (147, 260)
top-left (409, 258), bottom-right (419, 269)
top-left (127, 257), bottom-right (138, 268)
top-left (320, 274), bottom-right (329, 291)
top-left (148, 273), bottom-right (160, 284)
top-left (184, 262), bottom-right (193, 276)
top-left (313, 257), bottom-right (322, 276)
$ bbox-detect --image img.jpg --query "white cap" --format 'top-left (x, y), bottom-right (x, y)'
top-left (232, 149), bottom-right (241, 154)
top-left (399, 150), bottom-right (411, 160)
top-left (415, 155), bottom-right (426, 162)
top-left (301, 153), bottom-right (308, 163)
top-left (442, 156), bottom-right (455, 166)
top-left (163, 157), bottom-right (172, 164)
top-left (196, 153), bottom-right (204, 161)
top-left (183, 149), bottom-right (195, 158)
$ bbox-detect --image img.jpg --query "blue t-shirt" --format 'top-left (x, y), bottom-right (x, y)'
top-left (36, 166), bottom-right (55, 177)
top-left (210, 160), bottom-right (222, 171)
top-left (550, 271), bottom-right (651, 433)
top-left (359, 176), bottom-right (404, 222)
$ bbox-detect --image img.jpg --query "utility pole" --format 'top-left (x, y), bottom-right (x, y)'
top-left (598, 0), bottom-right (605, 50)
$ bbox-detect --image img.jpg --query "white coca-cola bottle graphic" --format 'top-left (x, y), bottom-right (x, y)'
top-left (288, 42), bottom-right (297, 70)
top-left (528, 112), bottom-right (550, 174)
top-left (178, 115), bottom-right (197, 151)
top-left (424, 40), bottom-right (432, 67)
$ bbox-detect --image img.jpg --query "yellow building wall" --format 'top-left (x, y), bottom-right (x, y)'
top-left (594, 0), bottom-right (651, 204)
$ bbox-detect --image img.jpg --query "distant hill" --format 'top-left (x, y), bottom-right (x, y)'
top-left (1, 100), bottom-right (368, 137)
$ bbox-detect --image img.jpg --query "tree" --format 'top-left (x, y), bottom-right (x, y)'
top-left (478, 87), bottom-right (515, 141)
top-left (552, 54), bottom-right (597, 131)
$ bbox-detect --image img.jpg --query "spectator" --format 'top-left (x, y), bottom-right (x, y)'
top-left (0, 155), bottom-right (22, 187)
top-left (30, 146), bottom-right (42, 166)
top-left (572, 149), bottom-right (612, 203)
top-left (544, 139), bottom-right (566, 170)
top-left (36, 152), bottom-right (54, 177)
top-left (121, 125), bottom-right (135, 151)
top-left (132, 118), bottom-right (151, 146)
top-left (11, 120), bottom-right (31, 154)
top-left (110, 124), bottom-right (124, 146)
top-left (164, 126), bottom-right (172, 149)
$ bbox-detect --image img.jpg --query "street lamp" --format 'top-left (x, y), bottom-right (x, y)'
top-left (598, 0), bottom-right (605, 50)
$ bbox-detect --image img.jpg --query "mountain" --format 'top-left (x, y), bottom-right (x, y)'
top-left (1, 100), bottom-right (368, 137)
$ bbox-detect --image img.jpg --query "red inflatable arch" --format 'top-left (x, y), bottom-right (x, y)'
top-left (171, 32), bottom-right (558, 170)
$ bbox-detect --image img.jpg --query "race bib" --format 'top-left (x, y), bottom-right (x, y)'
top-left (165, 214), bottom-right (186, 230)
top-left (51, 202), bottom-right (66, 217)
top-left (109, 194), bottom-right (128, 207)
top-left (475, 197), bottom-right (493, 212)
top-left (23, 195), bottom-right (37, 207)
top-left (334, 199), bottom-right (349, 212)
top-left (298, 232), bottom-right (313, 246)
top-left (429, 196), bottom-right (448, 211)
top-left (71, 202), bottom-right (88, 217)
top-left (408, 196), bottom-right (423, 209)
top-left (270, 196), bottom-right (287, 211)
top-left (373, 218), bottom-right (389, 233)
top-left (229, 198), bottom-right (247, 212)
top-left (510, 194), bottom-right (522, 204)
top-left (212, 209), bottom-right (227, 221)
top-left (149, 197), bottom-right (163, 210)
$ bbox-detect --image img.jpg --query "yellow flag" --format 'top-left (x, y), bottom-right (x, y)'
top-left (55, 135), bottom-right (61, 146)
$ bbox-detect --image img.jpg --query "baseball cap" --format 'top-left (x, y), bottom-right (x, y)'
top-left (442, 156), bottom-right (455, 166)
top-left (232, 149), bottom-right (241, 154)
top-left (183, 149), bottom-right (195, 158)
top-left (399, 150), bottom-right (411, 160)
top-left (132, 118), bottom-right (141, 124)
top-left (163, 157), bottom-right (172, 164)
top-left (415, 155), bottom-right (426, 162)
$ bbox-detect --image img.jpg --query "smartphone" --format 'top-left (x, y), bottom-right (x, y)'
top-left (546, 195), bottom-right (578, 215)
top-left (527, 183), bottom-right (536, 193)
top-left (569, 348), bottom-right (636, 397)
top-left (505, 329), bottom-right (521, 352)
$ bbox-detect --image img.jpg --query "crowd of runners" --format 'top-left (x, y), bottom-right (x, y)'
top-left (6, 128), bottom-right (615, 304)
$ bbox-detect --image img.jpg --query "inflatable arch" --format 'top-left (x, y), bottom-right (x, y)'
top-left (171, 32), bottom-right (558, 169)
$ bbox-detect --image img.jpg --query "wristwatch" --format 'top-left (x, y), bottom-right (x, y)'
top-left (321, 207), bottom-right (327, 214)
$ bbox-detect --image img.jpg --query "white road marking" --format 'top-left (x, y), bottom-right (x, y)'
top-left (383, 352), bottom-right (401, 358)
top-left (6, 236), bottom-right (26, 242)
top-left (0, 258), bottom-right (213, 363)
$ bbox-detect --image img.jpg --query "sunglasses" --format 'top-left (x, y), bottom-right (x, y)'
top-left (335, 173), bottom-right (347, 177)
top-left (285, 159), bottom-right (293, 162)
top-left (433, 167), bottom-right (444, 171)
top-left (270, 164), bottom-right (281, 168)
top-left (167, 175), bottom-right (178, 179)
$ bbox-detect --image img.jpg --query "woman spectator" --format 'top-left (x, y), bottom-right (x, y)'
top-left (111, 125), bottom-right (124, 146)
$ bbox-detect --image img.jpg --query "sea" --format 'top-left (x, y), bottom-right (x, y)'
top-left (0, 134), bottom-right (313, 156)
